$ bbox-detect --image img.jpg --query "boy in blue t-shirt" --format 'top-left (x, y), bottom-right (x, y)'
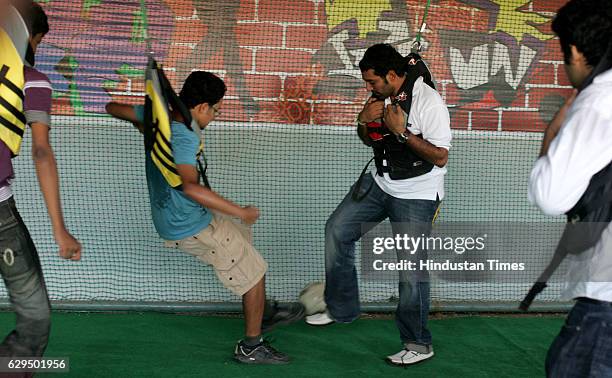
top-left (106, 71), bottom-right (300, 364)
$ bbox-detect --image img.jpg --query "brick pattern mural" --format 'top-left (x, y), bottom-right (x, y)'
top-left (37, 0), bottom-right (573, 132)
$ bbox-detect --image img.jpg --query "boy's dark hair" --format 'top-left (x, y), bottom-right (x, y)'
top-left (359, 43), bottom-right (407, 78)
top-left (179, 71), bottom-right (226, 109)
top-left (30, 2), bottom-right (49, 36)
top-left (552, 0), bottom-right (612, 66)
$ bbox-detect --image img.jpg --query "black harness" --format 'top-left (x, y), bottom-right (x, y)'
top-left (352, 53), bottom-right (437, 201)
top-left (372, 54), bottom-right (436, 180)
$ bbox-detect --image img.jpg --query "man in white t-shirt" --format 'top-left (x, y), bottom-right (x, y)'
top-left (306, 43), bottom-right (451, 366)
top-left (528, 0), bottom-right (612, 376)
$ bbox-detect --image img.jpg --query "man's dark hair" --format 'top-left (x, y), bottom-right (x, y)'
top-left (552, 0), bottom-right (612, 66)
top-left (359, 43), bottom-right (407, 78)
top-left (30, 2), bottom-right (49, 36)
top-left (179, 71), bottom-right (226, 109)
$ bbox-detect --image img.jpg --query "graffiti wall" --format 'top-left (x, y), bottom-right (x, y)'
top-left (38, 0), bottom-right (571, 131)
top-left (6, 0), bottom-right (573, 304)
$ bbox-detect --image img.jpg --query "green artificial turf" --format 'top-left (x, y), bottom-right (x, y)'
top-left (0, 312), bottom-right (564, 377)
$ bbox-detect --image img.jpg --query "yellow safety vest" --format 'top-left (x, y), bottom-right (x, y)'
top-left (145, 60), bottom-right (203, 189)
top-left (0, 27), bottom-right (26, 156)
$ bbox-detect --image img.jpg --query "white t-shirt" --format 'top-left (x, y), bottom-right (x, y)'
top-left (528, 68), bottom-right (612, 302)
top-left (372, 77), bottom-right (452, 200)
top-left (0, 182), bottom-right (12, 202)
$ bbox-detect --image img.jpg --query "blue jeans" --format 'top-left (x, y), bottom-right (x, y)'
top-left (0, 197), bottom-right (51, 357)
top-left (546, 298), bottom-right (612, 378)
top-left (324, 174), bottom-right (439, 351)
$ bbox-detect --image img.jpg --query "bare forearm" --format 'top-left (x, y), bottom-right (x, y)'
top-left (405, 136), bottom-right (448, 167)
top-left (183, 183), bottom-right (244, 217)
top-left (357, 122), bottom-right (372, 146)
top-left (106, 102), bottom-right (144, 133)
top-left (358, 97), bottom-right (384, 146)
top-left (33, 148), bottom-right (66, 234)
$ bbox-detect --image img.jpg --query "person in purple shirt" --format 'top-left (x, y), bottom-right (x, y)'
top-left (0, 2), bottom-right (81, 359)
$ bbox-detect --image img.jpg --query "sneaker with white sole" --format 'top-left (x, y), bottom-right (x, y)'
top-left (386, 348), bottom-right (434, 365)
top-left (234, 339), bottom-right (290, 365)
top-left (305, 311), bottom-right (334, 326)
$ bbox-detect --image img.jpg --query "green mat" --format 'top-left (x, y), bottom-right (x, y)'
top-left (0, 312), bottom-right (564, 377)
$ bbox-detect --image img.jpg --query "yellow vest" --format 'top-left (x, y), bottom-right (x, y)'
top-left (0, 27), bottom-right (26, 156)
top-left (145, 60), bottom-right (203, 189)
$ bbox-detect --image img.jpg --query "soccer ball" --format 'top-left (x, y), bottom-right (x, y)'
top-left (299, 282), bottom-right (326, 315)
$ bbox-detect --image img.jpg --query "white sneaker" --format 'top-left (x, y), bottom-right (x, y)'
top-left (305, 311), bottom-right (334, 326)
top-left (386, 348), bottom-right (434, 365)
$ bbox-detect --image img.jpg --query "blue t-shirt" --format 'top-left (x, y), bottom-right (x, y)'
top-left (134, 105), bottom-right (212, 240)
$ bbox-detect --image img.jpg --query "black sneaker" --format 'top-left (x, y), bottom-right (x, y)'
top-left (234, 339), bottom-right (290, 365)
top-left (262, 300), bottom-right (305, 333)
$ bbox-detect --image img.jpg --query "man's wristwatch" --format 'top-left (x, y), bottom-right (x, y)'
top-left (396, 128), bottom-right (411, 143)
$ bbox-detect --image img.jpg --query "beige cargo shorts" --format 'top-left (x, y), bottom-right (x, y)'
top-left (165, 213), bottom-right (268, 296)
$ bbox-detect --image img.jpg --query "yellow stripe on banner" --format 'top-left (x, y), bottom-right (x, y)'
top-left (147, 81), bottom-right (173, 157)
top-left (0, 27), bottom-right (26, 155)
top-left (152, 142), bottom-right (174, 170)
top-left (146, 75), bottom-right (182, 188)
top-left (151, 157), bottom-right (181, 188)
top-left (154, 130), bottom-right (172, 157)
top-left (151, 146), bottom-right (179, 175)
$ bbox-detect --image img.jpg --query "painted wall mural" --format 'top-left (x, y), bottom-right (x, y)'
top-left (442, 0), bottom-right (551, 105)
top-left (36, 0), bottom-right (572, 132)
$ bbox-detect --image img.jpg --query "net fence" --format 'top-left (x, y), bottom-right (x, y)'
top-left (3, 0), bottom-right (574, 309)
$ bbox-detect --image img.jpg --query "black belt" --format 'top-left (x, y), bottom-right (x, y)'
top-left (577, 297), bottom-right (612, 306)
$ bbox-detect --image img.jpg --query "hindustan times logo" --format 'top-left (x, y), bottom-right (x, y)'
top-left (372, 234), bottom-right (487, 255)
top-left (372, 259), bottom-right (525, 272)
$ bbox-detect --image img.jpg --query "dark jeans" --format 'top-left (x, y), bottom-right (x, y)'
top-left (546, 298), bottom-right (612, 378)
top-left (0, 197), bottom-right (50, 357)
top-left (324, 174), bottom-right (439, 351)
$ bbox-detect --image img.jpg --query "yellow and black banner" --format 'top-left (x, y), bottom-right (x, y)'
top-left (144, 57), bottom-right (203, 189)
top-left (0, 8), bottom-right (28, 156)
